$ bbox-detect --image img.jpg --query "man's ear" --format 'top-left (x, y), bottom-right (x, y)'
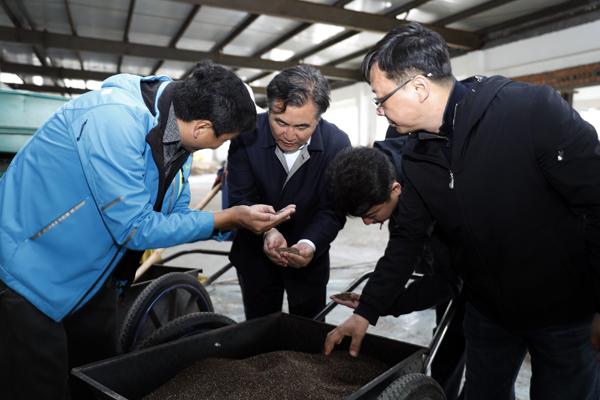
top-left (391, 181), bottom-right (402, 197)
top-left (192, 120), bottom-right (213, 138)
top-left (413, 75), bottom-right (430, 103)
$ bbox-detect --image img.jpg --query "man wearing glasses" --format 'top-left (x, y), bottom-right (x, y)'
top-left (324, 22), bottom-right (600, 400)
top-left (227, 64), bottom-right (351, 320)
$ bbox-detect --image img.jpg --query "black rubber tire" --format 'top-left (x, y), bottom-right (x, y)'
top-left (119, 272), bottom-right (214, 352)
top-left (137, 312), bottom-right (236, 350)
top-left (377, 373), bottom-right (446, 400)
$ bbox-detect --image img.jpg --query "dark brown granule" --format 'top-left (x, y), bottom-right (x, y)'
top-left (331, 292), bottom-right (354, 301)
top-left (143, 350), bottom-right (388, 400)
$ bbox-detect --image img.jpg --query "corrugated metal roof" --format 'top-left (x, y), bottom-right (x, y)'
top-left (0, 0), bottom-right (595, 100)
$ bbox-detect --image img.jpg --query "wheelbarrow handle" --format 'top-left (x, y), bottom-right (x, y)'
top-left (313, 271), bottom-right (373, 321)
top-left (312, 271), bottom-right (426, 321)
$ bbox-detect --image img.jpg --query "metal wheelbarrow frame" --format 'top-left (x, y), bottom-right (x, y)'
top-left (74, 270), bottom-right (457, 399)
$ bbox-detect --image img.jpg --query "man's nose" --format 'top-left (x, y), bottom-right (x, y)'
top-left (375, 106), bottom-right (385, 117)
top-left (362, 217), bottom-right (373, 225)
top-left (281, 128), bottom-right (294, 139)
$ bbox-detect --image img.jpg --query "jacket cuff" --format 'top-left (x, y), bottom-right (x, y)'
top-left (297, 239), bottom-right (316, 252)
top-left (355, 302), bottom-right (379, 326)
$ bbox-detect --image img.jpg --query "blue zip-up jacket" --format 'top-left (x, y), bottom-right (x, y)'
top-left (0, 74), bottom-right (215, 321)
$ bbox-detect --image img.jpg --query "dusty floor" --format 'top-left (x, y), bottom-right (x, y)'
top-left (157, 173), bottom-right (531, 399)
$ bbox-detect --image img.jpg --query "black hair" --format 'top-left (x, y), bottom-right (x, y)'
top-left (266, 64), bottom-right (330, 117)
top-left (172, 60), bottom-right (256, 136)
top-left (327, 147), bottom-right (396, 217)
top-left (361, 22), bottom-right (452, 84)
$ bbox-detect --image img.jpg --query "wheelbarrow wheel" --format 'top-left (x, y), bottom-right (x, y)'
top-left (138, 312), bottom-right (236, 350)
top-left (119, 272), bottom-right (213, 352)
top-left (377, 373), bottom-right (446, 400)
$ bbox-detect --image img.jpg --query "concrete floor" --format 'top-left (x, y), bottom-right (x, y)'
top-left (158, 173), bottom-right (531, 399)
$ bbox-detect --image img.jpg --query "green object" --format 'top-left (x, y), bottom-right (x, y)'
top-left (0, 88), bottom-right (69, 154)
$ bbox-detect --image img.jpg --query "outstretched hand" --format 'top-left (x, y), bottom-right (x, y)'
top-left (323, 313), bottom-right (369, 357)
top-left (280, 242), bottom-right (314, 268)
top-left (330, 292), bottom-right (361, 309)
top-left (236, 204), bottom-right (296, 234)
top-left (263, 228), bottom-right (288, 266)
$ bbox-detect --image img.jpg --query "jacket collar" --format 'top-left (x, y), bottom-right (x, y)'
top-left (144, 81), bottom-right (190, 212)
top-left (453, 75), bottom-right (511, 137)
top-left (403, 76), bottom-right (512, 169)
top-left (451, 75), bottom-right (512, 172)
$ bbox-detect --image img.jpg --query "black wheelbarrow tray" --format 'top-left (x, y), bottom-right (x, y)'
top-left (72, 312), bottom-right (433, 400)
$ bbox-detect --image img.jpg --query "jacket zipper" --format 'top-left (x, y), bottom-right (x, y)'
top-left (449, 103), bottom-right (459, 190)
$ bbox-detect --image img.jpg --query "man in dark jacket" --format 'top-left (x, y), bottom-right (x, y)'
top-left (227, 65), bottom-right (351, 320)
top-left (329, 140), bottom-right (465, 400)
top-left (324, 22), bottom-right (600, 400)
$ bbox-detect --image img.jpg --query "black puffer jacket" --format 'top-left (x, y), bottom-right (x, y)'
top-left (357, 76), bottom-right (600, 329)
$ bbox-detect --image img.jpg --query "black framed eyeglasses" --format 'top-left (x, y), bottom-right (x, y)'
top-left (372, 73), bottom-right (433, 108)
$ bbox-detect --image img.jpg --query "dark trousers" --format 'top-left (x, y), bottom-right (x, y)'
top-left (0, 279), bottom-right (118, 400)
top-left (431, 296), bottom-right (466, 400)
top-left (463, 302), bottom-right (600, 400)
top-left (236, 261), bottom-right (328, 320)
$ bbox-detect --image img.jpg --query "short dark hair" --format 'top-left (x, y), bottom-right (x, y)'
top-left (361, 22), bottom-right (452, 84)
top-left (172, 60), bottom-right (256, 136)
top-left (327, 147), bottom-right (396, 217)
top-left (266, 64), bottom-right (330, 117)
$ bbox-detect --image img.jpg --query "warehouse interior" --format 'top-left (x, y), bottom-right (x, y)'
top-left (1, 1), bottom-right (600, 399)
top-left (2, 0), bottom-right (600, 145)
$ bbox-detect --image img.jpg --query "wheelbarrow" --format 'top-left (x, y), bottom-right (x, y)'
top-left (73, 271), bottom-right (457, 399)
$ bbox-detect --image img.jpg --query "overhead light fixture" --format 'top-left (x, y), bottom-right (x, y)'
top-left (0, 73), bottom-right (24, 85)
top-left (64, 78), bottom-right (86, 89)
top-left (86, 80), bottom-right (102, 90)
top-left (266, 48), bottom-right (294, 62)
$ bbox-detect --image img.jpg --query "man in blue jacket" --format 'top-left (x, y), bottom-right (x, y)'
top-left (0, 61), bottom-right (294, 400)
top-left (227, 64), bottom-right (351, 320)
top-left (324, 23), bottom-right (600, 400)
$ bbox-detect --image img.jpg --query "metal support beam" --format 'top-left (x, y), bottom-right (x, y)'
top-left (245, 0), bottom-right (436, 83)
top-left (324, 46), bottom-right (371, 67)
top-left (0, 27), bottom-right (362, 81)
top-left (434, 0), bottom-right (517, 26)
top-left (250, 22), bottom-right (311, 58)
top-left (1, 61), bottom-right (269, 95)
top-left (151, 4), bottom-right (201, 75)
top-left (8, 83), bottom-right (87, 95)
top-left (291, 29), bottom-right (358, 62)
top-left (512, 61), bottom-right (600, 91)
top-left (211, 13), bottom-right (258, 53)
top-left (14, 2), bottom-right (54, 69)
top-left (175, 0), bottom-right (481, 49)
top-left (63, 0), bottom-right (85, 70)
top-left (118, 0), bottom-right (136, 73)
top-left (480, 0), bottom-right (592, 35)
top-left (1, 0), bottom-right (62, 89)
top-left (248, 0), bottom-right (354, 59)
top-left (385, 0), bottom-right (432, 18)
top-left (0, 62), bottom-right (112, 81)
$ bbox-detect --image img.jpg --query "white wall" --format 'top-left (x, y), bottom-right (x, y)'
top-left (451, 20), bottom-right (600, 79)
top-left (322, 82), bottom-right (388, 146)
top-left (324, 19), bottom-right (600, 146)
top-left (574, 85), bottom-right (600, 135)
